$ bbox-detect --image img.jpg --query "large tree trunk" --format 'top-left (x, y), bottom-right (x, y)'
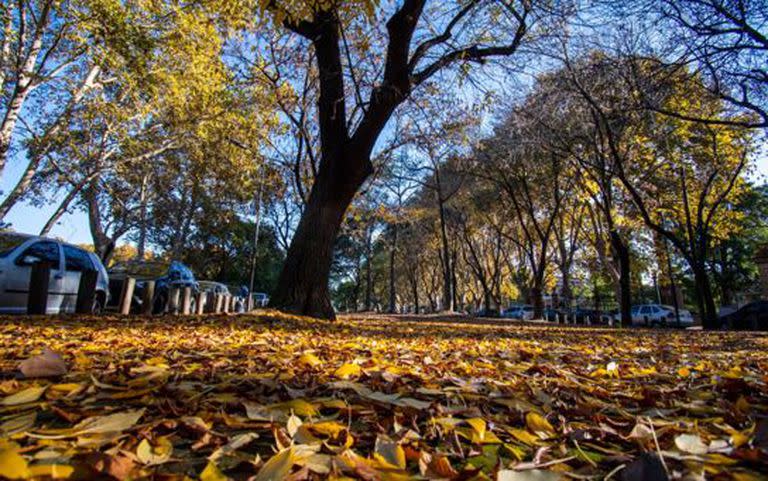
top-left (270, 166), bottom-right (364, 319)
top-left (611, 230), bottom-right (632, 327)
top-left (692, 261), bottom-right (719, 330)
top-left (267, 0), bottom-right (529, 320)
top-left (483, 288), bottom-right (492, 314)
top-left (560, 268), bottom-right (572, 312)
top-left (410, 268), bottom-right (419, 314)
top-left (530, 284), bottom-right (544, 320)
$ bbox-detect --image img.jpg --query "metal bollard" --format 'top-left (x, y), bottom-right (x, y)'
top-left (75, 269), bottom-right (99, 314)
top-left (27, 262), bottom-right (52, 315)
top-left (181, 287), bottom-right (192, 315)
top-left (168, 287), bottom-right (180, 314)
top-left (119, 277), bottom-right (136, 315)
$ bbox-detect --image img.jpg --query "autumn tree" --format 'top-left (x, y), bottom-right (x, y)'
top-left (653, 0), bottom-right (767, 127)
top-left (21, 1), bottom-right (277, 263)
top-left (256, 0), bottom-right (555, 319)
top-left (559, 55), bottom-right (755, 328)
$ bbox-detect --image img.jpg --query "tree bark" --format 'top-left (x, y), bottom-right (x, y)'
top-left (0, 1), bottom-right (52, 178)
top-left (388, 223), bottom-right (397, 313)
top-left (270, 165), bottom-right (365, 319)
top-left (437, 193), bottom-right (454, 311)
top-left (692, 260), bottom-right (719, 329)
top-left (610, 231), bottom-right (632, 327)
top-left (530, 285), bottom-right (544, 320)
top-left (269, 0), bottom-right (528, 319)
top-left (364, 225), bottom-right (373, 311)
top-left (39, 180), bottom-right (89, 236)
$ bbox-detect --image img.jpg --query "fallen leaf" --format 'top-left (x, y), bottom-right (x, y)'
top-left (0, 441), bottom-right (28, 479)
top-left (136, 436), bottom-right (173, 465)
top-left (675, 433), bottom-right (708, 454)
top-left (298, 353), bottom-right (322, 367)
top-left (19, 348), bottom-right (67, 378)
top-left (1, 386), bottom-right (47, 406)
top-left (335, 363), bottom-right (362, 379)
top-left (253, 447), bottom-right (295, 481)
top-left (374, 436), bottom-right (406, 470)
top-left (200, 461), bottom-right (229, 481)
top-left (526, 412), bottom-right (555, 437)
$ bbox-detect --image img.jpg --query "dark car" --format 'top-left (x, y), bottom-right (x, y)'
top-left (542, 308), bottom-right (564, 322)
top-left (108, 260), bottom-right (199, 314)
top-left (720, 301), bottom-right (768, 330)
top-left (572, 308), bottom-right (602, 324)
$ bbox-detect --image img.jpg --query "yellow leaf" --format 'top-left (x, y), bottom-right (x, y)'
top-left (508, 428), bottom-right (540, 445)
top-left (334, 363), bottom-right (362, 379)
top-left (253, 448), bottom-right (295, 481)
top-left (1, 386), bottom-right (47, 406)
top-left (200, 461), bottom-right (229, 481)
top-left (298, 353), bottom-right (322, 367)
top-left (270, 399), bottom-right (317, 417)
top-left (525, 412), bottom-right (555, 437)
top-left (730, 431), bottom-right (749, 448)
top-left (0, 441), bottom-right (28, 479)
top-left (136, 437), bottom-right (173, 465)
top-left (466, 418), bottom-right (487, 440)
top-left (678, 367), bottom-right (691, 377)
top-left (27, 464), bottom-right (74, 479)
top-left (309, 421), bottom-right (346, 437)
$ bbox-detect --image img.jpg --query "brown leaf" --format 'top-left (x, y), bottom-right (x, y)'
top-left (19, 348), bottom-right (67, 378)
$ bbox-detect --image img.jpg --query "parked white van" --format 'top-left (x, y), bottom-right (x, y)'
top-left (0, 232), bottom-right (109, 314)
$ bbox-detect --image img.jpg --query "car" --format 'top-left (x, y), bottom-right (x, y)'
top-left (198, 281), bottom-right (231, 297)
top-left (199, 281), bottom-right (249, 312)
top-left (572, 308), bottom-right (603, 324)
top-left (0, 232), bottom-right (109, 314)
top-left (251, 292), bottom-right (269, 308)
top-left (631, 304), bottom-right (694, 327)
top-left (502, 305), bottom-right (534, 320)
top-left (601, 309), bottom-right (619, 324)
top-left (108, 260), bottom-right (199, 314)
top-left (475, 307), bottom-right (501, 318)
top-left (720, 301), bottom-right (768, 330)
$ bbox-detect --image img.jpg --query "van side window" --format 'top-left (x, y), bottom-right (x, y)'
top-left (63, 245), bottom-right (95, 272)
top-left (16, 241), bottom-right (60, 267)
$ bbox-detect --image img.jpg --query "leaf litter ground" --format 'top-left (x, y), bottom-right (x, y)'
top-left (0, 312), bottom-right (766, 480)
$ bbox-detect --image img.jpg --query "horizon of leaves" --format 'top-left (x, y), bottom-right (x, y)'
top-left (0, 312), bottom-right (766, 480)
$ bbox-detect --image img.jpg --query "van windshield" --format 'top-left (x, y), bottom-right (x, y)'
top-left (0, 232), bottom-right (29, 257)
